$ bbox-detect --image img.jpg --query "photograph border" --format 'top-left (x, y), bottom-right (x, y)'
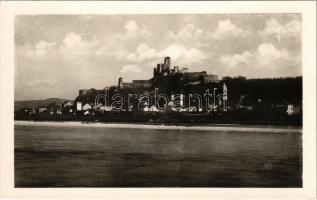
top-left (0, 1), bottom-right (316, 199)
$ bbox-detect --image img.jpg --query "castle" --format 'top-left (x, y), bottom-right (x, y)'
top-left (117, 57), bottom-right (218, 90)
top-left (75, 57), bottom-right (227, 113)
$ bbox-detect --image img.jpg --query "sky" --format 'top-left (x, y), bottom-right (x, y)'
top-left (15, 14), bottom-right (301, 100)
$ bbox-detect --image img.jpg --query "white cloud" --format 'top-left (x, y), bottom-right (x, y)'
top-left (220, 51), bottom-right (252, 68)
top-left (62, 32), bottom-right (82, 49)
top-left (59, 32), bottom-right (99, 59)
top-left (158, 43), bottom-right (209, 64)
top-left (210, 19), bottom-right (250, 40)
top-left (259, 18), bottom-right (301, 41)
top-left (167, 24), bottom-right (203, 41)
top-left (120, 64), bottom-right (142, 73)
top-left (26, 78), bottom-right (57, 87)
top-left (19, 33), bottom-right (100, 60)
top-left (124, 20), bottom-right (139, 34)
top-left (15, 15), bottom-right (303, 101)
top-left (220, 42), bottom-right (293, 69)
top-left (25, 40), bottom-right (57, 58)
top-left (123, 20), bottom-right (152, 38)
top-left (125, 43), bottom-right (209, 65)
top-left (127, 44), bottom-right (157, 62)
top-left (255, 42), bottom-right (291, 67)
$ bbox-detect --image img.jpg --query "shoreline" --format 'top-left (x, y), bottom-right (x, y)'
top-left (14, 120), bottom-right (302, 133)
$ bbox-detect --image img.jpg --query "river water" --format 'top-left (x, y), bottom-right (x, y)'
top-left (14, 123), bottom-right (302, 187)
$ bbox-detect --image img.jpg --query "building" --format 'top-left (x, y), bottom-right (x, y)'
top-left (74, 57), bottom-right (225, 113)
top-left (79, 88), bottom-right (97, 96)
top-left (118, 78), bottom-right (151, 89)
top-left (82, 103), bottom-right (92, 111)
top-left (38, 106), bottom-right (48, 113)
top-left (132, 80), bottom-right (152, 88)
top-left (117, 57), bottom-right (218, 90)
top-left (76, 102), bottom-right (82, 111)
top-left (63, 101), bottom-right (74, 108)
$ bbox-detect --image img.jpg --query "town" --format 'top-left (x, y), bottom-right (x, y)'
top-left (15, 57), bottom-right (302, 125)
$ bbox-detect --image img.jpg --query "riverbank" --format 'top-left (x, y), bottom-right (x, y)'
top-left (14, 110), bottom-right (303, 127)
top-left (14, 120), bottom-right (302, 133)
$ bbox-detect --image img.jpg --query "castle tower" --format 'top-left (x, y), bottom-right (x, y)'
top-left (163, 57), bottom-right (170, 72)
top-left (118, 77), bottom-right (123, 89)
top-left (156, 64), bottom-right (161, 75)
top-left (153, 68), bottom-right (157, 78)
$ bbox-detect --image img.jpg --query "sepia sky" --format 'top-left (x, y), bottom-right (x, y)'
top-left (15, 14), bottom-right (301, 100)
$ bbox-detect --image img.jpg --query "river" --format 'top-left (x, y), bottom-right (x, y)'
top-left (14, 122), bottom-right (302, 187)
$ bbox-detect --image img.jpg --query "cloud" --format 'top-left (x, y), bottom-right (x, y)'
top-left (220, 42), bottom-right (293, 69)
top-left (125, 42), bottom-right (210, 65)
top-left (93, 21), bottom-right (153, 61)
top-left (15, 14), bottom-right (302, 101)
top-left (23, 40), bottom-right (57, 58)
top-left (259, 18), bottom-right (301, 41)
top-left (220, 51), bottom-right (252, 68)
top-left (127, 44), bottom-right (157, 62)
top-left (210, 19), bottom-right (250, 40)
top-left (158, 43), bottom-right (210, 65)
top-left (218, 42), bottom-right (300, 78)
top-left (59, 32), bottom-right (99, 60)
top-left (62, 32), bottom-right (83, 49)
top-left (18, 33), bottom-right (99, 60)
top-left (120, 64), bottom-right (142, 73)
top-left (167, 24), bottom-right (203, 41)
top-left (255, 42), bottom-right (291, 67)
top-left (123, 20), bottom-right (152, 38)
top-left (124, 20), bottom-right (138, 34)
top-left (26, 78), bottom-right (57, 87)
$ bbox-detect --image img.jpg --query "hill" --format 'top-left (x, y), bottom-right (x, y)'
top-left (15, 98), bottom-right (72, 111)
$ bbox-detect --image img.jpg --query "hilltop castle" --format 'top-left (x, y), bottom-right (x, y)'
top-left (75, 57), bottom-right (226, 112)
top-left (117, 57), bottom-right (218, 90)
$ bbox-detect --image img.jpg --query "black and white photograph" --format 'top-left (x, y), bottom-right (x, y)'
top-left (0, 1), bottom-right (316, 199)
top-left (13, 13), bottom-right (304, 187)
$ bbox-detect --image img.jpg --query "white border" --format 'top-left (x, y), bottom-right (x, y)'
top-left (0, 1), bottom-right (316, 199)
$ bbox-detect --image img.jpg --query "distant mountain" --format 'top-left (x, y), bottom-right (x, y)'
top-left (15, 98), bottom-right (72, 111)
